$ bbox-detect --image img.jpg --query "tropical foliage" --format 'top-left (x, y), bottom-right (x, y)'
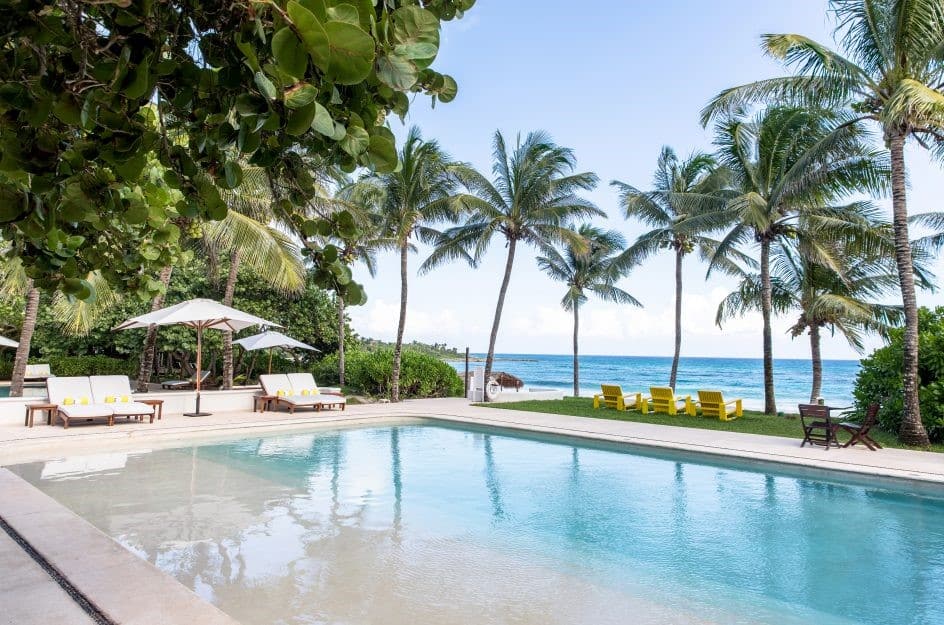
top-left (700, 0), bottom-right (944, 443)
top-left (537, 225), bottom-right (639, 396)
top-left (313, 349), bottom-right (463, 399)
top-left (423, 131), bottom-right (603, 393)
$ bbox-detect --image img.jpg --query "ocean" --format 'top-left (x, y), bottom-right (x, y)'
top-left (449, 354), bottom-right (860, 412)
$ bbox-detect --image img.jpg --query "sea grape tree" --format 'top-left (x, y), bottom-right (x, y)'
top-left (0, 0), bottom-right (474, 303)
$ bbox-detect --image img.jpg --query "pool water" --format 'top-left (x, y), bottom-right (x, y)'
top-left (10, 423), bottom-right (944, 625)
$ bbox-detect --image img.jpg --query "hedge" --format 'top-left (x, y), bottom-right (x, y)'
top-left (0, 355), bottom-right (135, 380)
top-left (313, 349), bottom-right (463, 399)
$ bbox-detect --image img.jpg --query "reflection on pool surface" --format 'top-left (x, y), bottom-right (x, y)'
top-left (10, 423), bottom-right (944, 625)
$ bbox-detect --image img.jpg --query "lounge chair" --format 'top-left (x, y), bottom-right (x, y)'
top-left (593, 384), bottom-right (643, 411)
top-left (161, 369), bottom-right (210, 390)
top-left (799, 404), bottom-right (840, 449)
top-left (24, 363), bottom-right (54, 381)
top-left (259, 373), bottom-right (346, 414)
top-left (89, 375), bottom-right (155, 423)
top-left (46, 377), bottom-right (114, 428)
top-left (838, 403), bottom-right (882, 450)
top-left (642, 386), bottom-right (696, 416)
top-left (695, 390), bottom-right (742, 421)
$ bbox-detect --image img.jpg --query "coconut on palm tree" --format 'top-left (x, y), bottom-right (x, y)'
top-left (536, 225), bottom-right (640, 396)
top-left (691, 106), bottom-right (889, 415)
top-left (356, 126), bottom-right (459, 401)
top-left (612, 147), bottom-right (728, 388)
top-left (422, 131), bottom-right (602, 394)
top-left (701, 0), bottom-right (944, 443)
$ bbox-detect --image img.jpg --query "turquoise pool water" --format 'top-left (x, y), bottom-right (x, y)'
top-left (11, 423), bottom-right (943, 625)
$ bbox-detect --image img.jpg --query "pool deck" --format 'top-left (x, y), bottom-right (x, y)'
top-left (1, 397), bottom-right (942, 625)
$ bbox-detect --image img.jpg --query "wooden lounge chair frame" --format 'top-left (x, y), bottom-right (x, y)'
top-left (799, 404), bottom-right (840, 450)
top-left (161, 369), bottom-right (211, 390)
top-left (593, 384), bottom-right (642, 411)
top-left (695, 390), bottom-right (742, 421)
top-left (643, 387), bottom-right (695, 416)
top-left (839, 403), bottom-right (882, 451)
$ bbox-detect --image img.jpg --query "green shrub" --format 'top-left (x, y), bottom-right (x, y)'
top-left (313, 349), bottom-right (462, 399)
top-left (0, 355), bottom-right (134, 381)
top-left (853, 306), bottom-right (944, 442)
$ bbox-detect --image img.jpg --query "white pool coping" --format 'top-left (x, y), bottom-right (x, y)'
top-left (1, 397), bottom-right (942, 624)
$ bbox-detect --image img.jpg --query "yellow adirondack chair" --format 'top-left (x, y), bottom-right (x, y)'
top-left (695, 390), bottom-right (742, 421)
top-left (642, 386), bottom-right (695, 416)
top-left (593, 384), bottom-right (642, 411)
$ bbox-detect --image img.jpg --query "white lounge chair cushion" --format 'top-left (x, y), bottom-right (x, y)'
top-left (287, 373), bottom-right (318, 394)
top-left (279, 395), bottom-right (345, 406)
top-left (25, 364), bottom-right (53, 379)
top-left (58, 404), bottom-right (114, 418)
top-left (89, 375), bottom-right (134, 404)
top-left (260, 374), bottom-right (292, 397)
top-left (110, 401), bottom-right (154, 416)
top-left (47, 377), bottom-right (95, 406)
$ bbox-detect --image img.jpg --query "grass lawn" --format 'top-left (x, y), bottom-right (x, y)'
top-left (477, 397), bottom-right (944, 453)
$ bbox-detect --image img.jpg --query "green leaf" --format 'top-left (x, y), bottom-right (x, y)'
top-left (123, 57), bottom-right (151, 100)
top-left (394, 41), bottom-right (439, 60)
top-left (287, 1), bottom-right (331, 70)
top-left (325, 21), bottom-right (375, 85)
top-left (327, 3), bottom-right (359, 25)
top-left (437, 74), bottom-right (458, 102)
top-left (234, 34), bottom-right (262, 73)
top-left (223, 161), bottom-right (243, 189)
top-left (367, 134), bottom-right (398, 172)
top-left (284, 83), bottom-right (318, 109)
top-left (311, 102), bottom-right (334, 136)
top-left (286, 101), bottom-right (317, 136)
top-left (376, 53), bottom-right (417, 90)
top-left (390, 6), bottom-right (440, 69)
top-left (331, 121), bottom-right (347, 141)
top-left (340, 125), bottom-right (369, 156)
top-left (271, 27), bottom-right (309, 79)
top-left (254, 71), bottom-right (277, 101)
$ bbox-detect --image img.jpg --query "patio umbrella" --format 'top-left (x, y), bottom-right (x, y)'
top-left (115, 298), bottom-right (279, 417)
top-left (0, 335), bottom-right (17, 349)
top-left (234, 330), bottom-right (318, 375)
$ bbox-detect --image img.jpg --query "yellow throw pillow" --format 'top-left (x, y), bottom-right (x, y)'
top-left (310, 388), bottom-right (320, 396)
top-left (120, 395), bottom-right (130, 403)
top-left (301, 389), bottom-right (310, 396)
top-left (276, 390), bottom-right (286, 397)
top-left (79, 396), bottom-right (90, 405)
top-left (63, 397), bottom-right (74, 405)
top-left (104, 395), bottom-right (116, 404)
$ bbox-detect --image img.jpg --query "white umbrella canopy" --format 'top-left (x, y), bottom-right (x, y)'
top-left (115, 299), bottom-right (280, 416)
top-left (0, 335), bottom-right (18, 349)
top-left (234, 330), bottom-right (318, 375)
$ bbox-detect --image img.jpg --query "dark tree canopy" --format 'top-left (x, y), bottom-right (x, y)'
top-left (0, 0), bottom-right (474, 301)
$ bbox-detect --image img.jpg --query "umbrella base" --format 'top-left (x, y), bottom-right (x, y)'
top-left (183, 412), bottom-right (212, 417)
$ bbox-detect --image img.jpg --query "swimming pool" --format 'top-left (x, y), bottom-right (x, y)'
top-left (10, 422), bottom-right (943, 625)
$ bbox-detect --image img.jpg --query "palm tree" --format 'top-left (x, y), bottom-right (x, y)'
top-left (717, 214), bottom-right (914, 402)
top-left (692, 106), bottom-right (888, 415)
top-left (536, 225), bottom-right (640, 396)
top-left (0, 257), bottom-right (38, 397)
top-left (700, 0), bottom-right (944, 444)
top-left (136, 265), bottom-right (174, 391)
top-left (207, 167), bottom-right (306, 389)
top-left (357, 126), bottom-right (458, 401)
top-left (422, 131), bottom-right (603, 392)
top-left (611, 147), bottom-right (728, 388)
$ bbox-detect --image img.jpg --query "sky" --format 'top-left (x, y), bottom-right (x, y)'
top-left (348, 0), bottom-right (944, 360)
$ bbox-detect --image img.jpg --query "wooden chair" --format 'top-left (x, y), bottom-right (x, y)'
top-left (838, 403), bottom-right (883, 451)
top-left (593, 384), bottom-right (642, 411)
top-left (799, 404), bottom-right (840, 450)
top-left (643, 387), bottom-right (696, 416)
top-left (695, 390), bottom-right (742, 421)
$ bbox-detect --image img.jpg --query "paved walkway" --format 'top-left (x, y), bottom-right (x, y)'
top-left (0, 529), bottom-right (98, 625)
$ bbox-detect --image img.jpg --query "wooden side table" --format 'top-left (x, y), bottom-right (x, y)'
top-left (24, 403), bottom-right (57, 428)
top-left (255, 395), bottom-right (277, 413)
top-left (139, 398), bottom-right (164, 420)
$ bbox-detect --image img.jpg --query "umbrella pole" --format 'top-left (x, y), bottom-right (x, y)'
top-left (268, 348), bottom-right (273, 374)
top-left (186, 324), bottom-right (211, 417)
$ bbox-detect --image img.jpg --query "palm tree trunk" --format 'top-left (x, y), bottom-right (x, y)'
top-left (759, 237), bottom-right (777, 415)
top-left (9, 282), bottom-right (39, 397)
top-left (809, 324), bottom-right (822, 403)
top-left (337, 294), bottom-right (346, 386)
top-left (572, 304), bottom-right (580, 397)
top-left (669, 248), bottom-right (683, 389)
top-left (137, 265), bottom-right (174, 392)
top-left (484, 238), bottom-right (518, 398)
top-left (888, 131), bottom-right (929, 446)
top-left (391, 244), bottom-right (409, 402)
top-left (221, 249), bottom-right (240, 390)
